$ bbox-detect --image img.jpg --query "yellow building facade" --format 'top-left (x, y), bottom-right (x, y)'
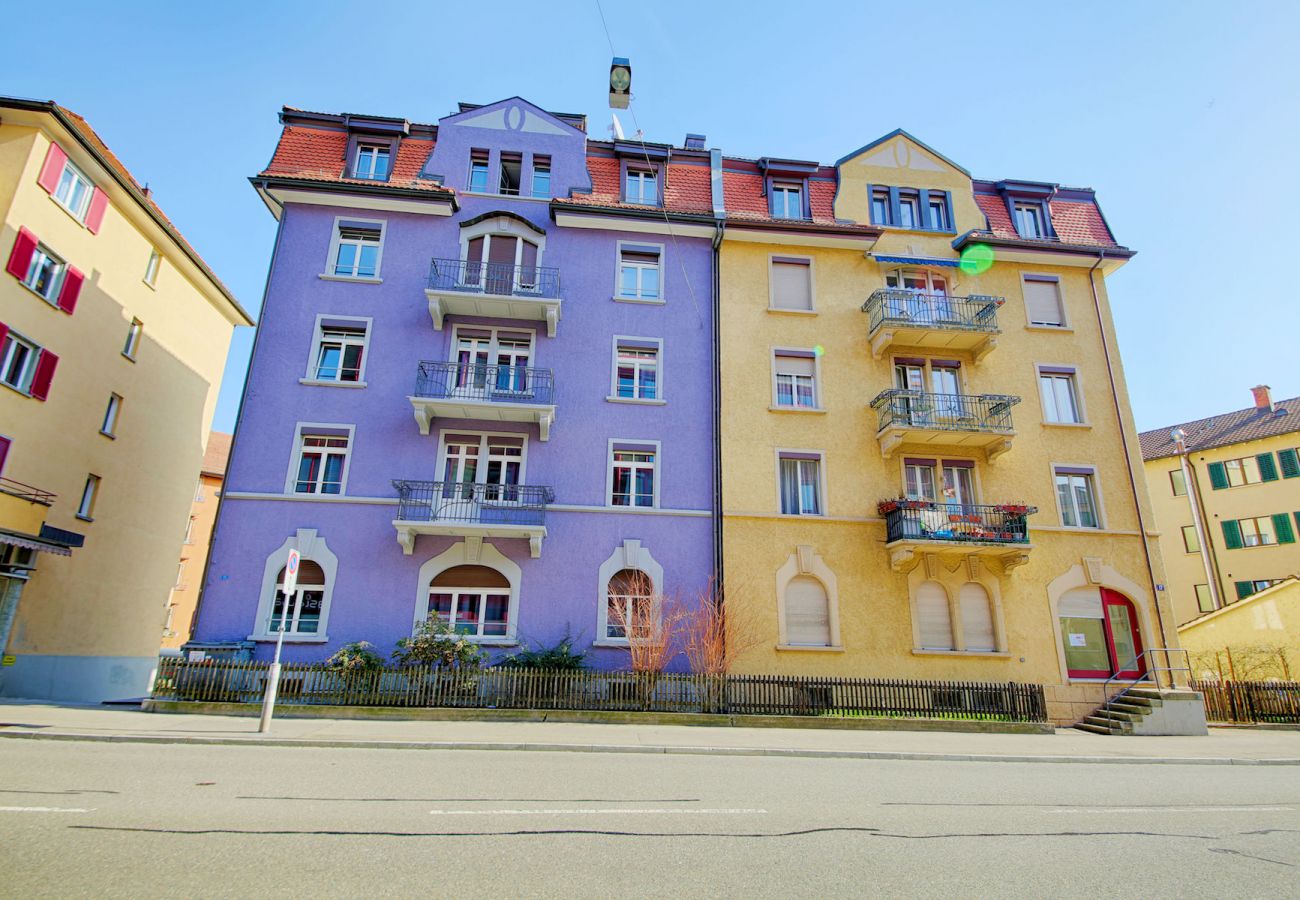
top-left (0, 98), bottom-right (251, 700)
top-left (1177, 578), bottom-right (1299, 681)
top-left (719, 132), bottom-right (1175, 724)
top-left (1141, 388), bottom-right (1300, 626)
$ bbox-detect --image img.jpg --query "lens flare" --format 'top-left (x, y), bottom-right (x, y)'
top-left (813, 345), bottom-right (825, 356)
top-left (959, 243), bottom-right (995, 275)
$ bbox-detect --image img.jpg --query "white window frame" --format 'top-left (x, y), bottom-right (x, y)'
top-left (1036, 365), bottom-right (1087, 425)
top-left (898, 456), bottom-right (981, 505)
top-left (774, 547), bottom-right (842, 651)
top-left (1051, 463), bottom-right (1106, 530)
top-left (77, 473), bottom-right (100, 521)
top-left (284, 423), bottom-right (355, 497)
top-left (767, 254), bottom-right (816, 313)
top-left (100, 393), bottom-right (122, 437)
top-left (53, 157), bottom-right (94, 221)
top-left (606, 438), bottom-right (661, 509)
top-left (771, 182), bottom-right (803, 219)
top-left (449, 325), bottom-right (538, 371)
top-left (352, 143), bottom-right (392, 181)
top-left (1014, 202), bottom-right (1046, 239)
top-left (594, 540), bottom-right (666, 647)
top-left (530, 156), bottom-right (551, 198)
top-left (250, 530), bottom-right (337, 643)
top-left (614, 240), bottom-right (665, 303)
top-left (625, 167), bottom-right (658, 205)
top-left (302, 314), bottom-right (372, 387)
top-left (608, 336), bottom-right (665, 404)
top-left (1, 331), bottom-right (42, 394)
top-left (1021, 274), bottom-right (1069, 329)
top-left (458, 217), bottom-right (547, 270)
top-left (468, 151), bottom-right (491, 193)
top-left (23, 243), bottom-right (66, 304)
top-left (122, 318), bottom-right (143, 360)
top-left (897, 191), bottom-right (921, 229)
top-left (183, 516), bottom-right (196, 544)
top-left (497, 152), bottom-right (524, 196)
top-left (323, 215), bottom-right (386, 282)
top-left (414, 540), bottom-right (521, 646)
top-left (144, 249), bottom-right (161, 287)
top-left (771, 347), bottom-right (822, 411)
top-left (435, 430), bottom-right (531, 487)
top-left (775, 449), bottom-right (827, 516)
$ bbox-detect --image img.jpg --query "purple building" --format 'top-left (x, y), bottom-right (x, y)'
top-left (193, 98), bottom-right (719, 667)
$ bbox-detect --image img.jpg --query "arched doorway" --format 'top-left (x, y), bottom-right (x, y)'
top-left (1059, 586), bottom-right (1145, 679)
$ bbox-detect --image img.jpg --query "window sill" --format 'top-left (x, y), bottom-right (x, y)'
top-left (248, 634), bottom-right (330, 644)
top-left (299, 378), bottom-right (369, 389)
top-left (468, 639), bottom-right (519, 647)
top-left (1024, 325), bottom-right (1073, 333)
top-left (591, 639), bottom-right (633, 649)
top-left (606, 396), bottom-right (666, 406)
top-left (604, 504), bottom-right (662, 513)
top-left (911, 649), bottom-right (1012, 658)
top-left (612, 295), bottom-right (666, 306)
top-left (775, 644), bottom-right (845, 653)
top-left (768, 405), bottom-right (827, 414)
top-left (1042, 421), bottom-right (1091, 429)
top-left (1055, 524), bottom-right (1106, 533)
top-left (318, 274), bottom-right (383, 284)
top-left (0, 381), bottom-right (34, 399)
top-left (767, 307), bottom-right (817, 316)
top-left (49, 191), bottom-right (90, 227)
top-left (19, 280), bottom-right (62, 309)
top-left (461, 190), bottom-right (549, 204)
top-left (872, 224), bottom-right (956, 237)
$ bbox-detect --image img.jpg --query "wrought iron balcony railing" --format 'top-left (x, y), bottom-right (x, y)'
top-left (392, 480), bottom-right (554, 527)
top-left (862, 289), bottom-right (1002, 333)
top-left (870, 390), bottom-right (1019, 433)
top-left (0, 477), bottom-right (55, 505)
top-left (427, 258), bottom-right (562, 300)
top-left (881, 500), bottom-right (1035, 545)
top-left (414, 361), bottom-right (556, 406)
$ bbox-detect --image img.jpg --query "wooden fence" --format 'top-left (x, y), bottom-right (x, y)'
top-left (151, 659), bottom-right (1047, 723)
top-left (1192, 679), bottom-right (1300, 724)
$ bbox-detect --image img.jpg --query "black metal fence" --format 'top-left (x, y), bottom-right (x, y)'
top-left (414, 360), bottom-right (556, 406)
top-left (863, 289), bottom-right (1002, 333)
top-left (883, 500), bottom-right (1034, 545)
top-left (871, 390), bottom-right (1019, 433)
top-left (427, 257), bottom-right (561, 299)
top-left (151, 660), bottom-right (1048, 722)
top-left (392, 480), bottom-right (553, 526)
top-left (1192, 680), bottom-right (1300, 724)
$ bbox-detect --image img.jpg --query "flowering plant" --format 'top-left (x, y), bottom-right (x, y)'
top-left (994, 503), bottom-right (1033, 516)
top-left (393, 618), bottom-right (485, 669)
top-left (325, 641), bottom-right (385, 676)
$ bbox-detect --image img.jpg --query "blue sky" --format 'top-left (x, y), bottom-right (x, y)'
top-left (4, 1), bottom-right (1297, 434)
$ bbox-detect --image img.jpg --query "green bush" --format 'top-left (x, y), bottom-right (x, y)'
top-left (325, 641), bottom-right (385, 676)
top-left (393, 618), bottom-right (485, 669)
top-left (500, 633), bottom-right (589, 670)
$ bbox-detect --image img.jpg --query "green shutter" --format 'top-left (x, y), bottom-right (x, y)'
top-left (1273, 513), bottom-right (1296, 544)
top-left (1279, 448), bottom-right (1300, 478)
top-left (1207, 461), bottom-right (1229, 490)
top-left (1235, 581), bottom-right (1255, 600)
top-left (1222, 519), bottom-right (1243, 549)
top-left (1257, 453), bottom-right (1279, 482)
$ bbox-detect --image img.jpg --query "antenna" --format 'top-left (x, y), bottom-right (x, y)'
top-left (610, 112), bottom-right (625, 141)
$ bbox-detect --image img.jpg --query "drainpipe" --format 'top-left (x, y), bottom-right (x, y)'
top-left (711, 219), bottom-right (725, 603)
top-left (1172, 429), bottom-right (1221, 611)
top-left (1087, 251), bottom-right (1170, 657)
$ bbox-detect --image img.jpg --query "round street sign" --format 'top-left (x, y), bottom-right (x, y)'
top-left (283, 548), bottom-right (301, 594)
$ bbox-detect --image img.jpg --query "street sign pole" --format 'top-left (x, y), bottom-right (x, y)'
top-left (259, 547), bottom-right (300, 733)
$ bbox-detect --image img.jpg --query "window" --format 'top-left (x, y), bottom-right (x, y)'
top-left (440, 433), bottom-right (526, 499)
top-left (429, 565), bottom-right (511, 639)
top-left (916, 580), bottom-right (953, 650)
top-left (783, 575), bottom-right (831, 647)
top-left (779, 454), bottom-right (822, 515)
top-left (352, 143), bottom-right (391, 180)
top-left (870, 187), bottom-right (890, 224)
top-left (773, 353), bottom-right (817, 409)
top-left (1279, 448), bottom-right (1300, 479)
top-left (463, 232), bottom-right (542, 292)
top-left (194, 481), bottom-right (205, 502)
top-left (1023, 276), bottom-right (1064, 327)
top-left (614, 341), bottom-right (660, 401)
top-left (174, 561), bottom-right (186, 589)
top-left (1055, 468), bottom-right (1100, 528)
top-left (928, 194), bottom-right (950, 231)
top-left (1014, 202), bottom-right (1046, 239)
top-left (77, 474), bottom-right (100, 520)
top-left (122, 318), bottom-right (143, 359)
top-left (770, 257), bottom-right (813, 311)
top-left (292, 431), bottom-right (350, 495)
top-left (498, 152), bottom-right (522, 195)
top-left (959, 583), bottom-right (997, 652)
top-left (1169, 469), bottom-right (1187, 496)
top-left (531, 155), bottom-right (551, 198)
top-left (23, 244), bottom-right (65, 302)
top-left (330, 219), bottom-right (383, 279)
top-left (183, 516), bottom-right (195, 544)
top-left (625, 168), bottom-right (657, 205)
top-left (897, 191), bottom-right (921, 229)
top-left (268, 560), bottom-right (326, 635)
top-left (1234, 579), bottom-right (1282, 601)
top-left (610, 445), bottom-right (657, 507)
top-left (893, 358), bottom-right (961, 396)
top-left (468, 149), bottom-right (490, 193)
top-left (617, 243), bottom-right (662, 300)
top-left (1235, 516), bottom-right (1279, 548)
top-left (450, 327), bottom-right (535, 397)
top-left (771, 183), bottom-right (803, 219)
top-left (101, 393), bottom-right (122, 437)
top-left (311, 320), bottom-right (368, 384)
top-left (1039, 369), bottom-right (1081, 423)
top-left (1181, 525), bottom-right (1200, 553)
top-left (144, 249), bottom-right (161, 286)
top-left (1, 331), bottom-right (40, 393)
top-left (1224, 456), bottom-right (1263, 487)
top-left (904, 458), bottom-right (976, 505)
top-left (54, 158), bottom-right (94, 221)
top-left (605, 568), bottom-right (654, 641)
top-left (1194, 584), bottom-right (1215, 614)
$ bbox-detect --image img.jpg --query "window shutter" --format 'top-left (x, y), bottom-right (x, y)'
top-left (784, 575), bottom-right (830, 646)
top-left (37, 143), bottom-right (68, 195)
top-left (6, 227), bottom-right (38, 281)
top-left (1235, 581), bottom-right (1253, 601)
top-left (57, 266), bottom-right (84, 314)
top-left (0, 434), bottom-right (9, 476)
top-left (0, 322), bottom-right (8, 345)
top-left (958, 583), bottom-right (996, 651)
top-left (85, 188), bottom-right (109, 234)
top-left (1023, 279), bottom-right (1063, 326)
top-left (1221, 519), bottom-right (1243, 549)
top-left (29, 349), bottom-right (58, 401)
top-left (1279, 449), bottom-right (1300, 478)
top-left (774, 354), bottom-right (815, 377)
top-left (771, 261), bottom-right (812, 310)
top-left (1272, 512), bottom-right (1295, 545)
top-left (916, 581), bottom-right (953, 650)
top-left (1257, 453), bottom-right (1279, 482)
top-left (1207, 461), bottom-right (1229, 490)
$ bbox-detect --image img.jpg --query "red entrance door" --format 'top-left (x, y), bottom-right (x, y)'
top-left (1100, 589), bottom-right (1145, 679)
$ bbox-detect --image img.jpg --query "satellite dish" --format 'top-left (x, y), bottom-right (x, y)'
top-left (610, 113), bottom-right (626, 141)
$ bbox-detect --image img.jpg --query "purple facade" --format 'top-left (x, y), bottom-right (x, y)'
top-left (193, 98), bottom-right (717, 668)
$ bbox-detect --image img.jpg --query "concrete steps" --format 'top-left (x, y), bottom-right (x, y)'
top-left (1073, 687), bottom-right (1207, 736)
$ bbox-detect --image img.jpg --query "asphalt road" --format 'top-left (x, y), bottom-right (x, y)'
top-left (1, 740), bottom-right (1297, 898)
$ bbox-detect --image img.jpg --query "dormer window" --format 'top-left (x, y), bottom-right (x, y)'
top-left (928, 194), bottom-right (950, 231)
top-left (468, 149), bottom-right (490, 193)
top-left (870, 188), bottom-right (890, 224)
top-left (897, 191), bottom-right (921, 229)
top-left (1014, 202), bottom-right (1046, 239)
top-left (353, 144), bottom-right (391, 181)
top-left (531, 155), bottom-right (551, 198)
top-left (499, 153), bottom-right (522, 196)
top-left (625, 168), bottom-right (658, 205)
top-left (771, 183), bottom-right (804, 219)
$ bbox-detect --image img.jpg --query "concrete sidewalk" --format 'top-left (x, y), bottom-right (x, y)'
top-left (1, 701), bottom-right (1297, 764)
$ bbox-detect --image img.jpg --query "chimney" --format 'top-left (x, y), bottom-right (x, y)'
top-left (1251, 384), bottom-right (1273, 412)
top-left (684, 133), bottom-right (706, 150)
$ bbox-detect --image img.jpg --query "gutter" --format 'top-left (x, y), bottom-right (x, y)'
top-left (255, 174), bottom-right (458, 208)
top-left (711, 218), bottom-right (725, 603)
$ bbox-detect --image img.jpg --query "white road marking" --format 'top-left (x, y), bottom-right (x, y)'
top-left (1053, 806), bottom-right (1293, 814)
top-left (0, 806), bottom-right (91, 813)
top-left (429, 808), bottom-right (767, 816)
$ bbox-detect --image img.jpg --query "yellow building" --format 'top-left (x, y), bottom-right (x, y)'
top-left (718, 132), bottom-right (1178, 725)
top-left (0, 98), bottom-right (251, 700)
top-left (1141, 387), bottom-right (1300, 626)
top-left (162, 432), bottom-right (230, 651)
top-left (1177, 578), bottom-right (1299, 681)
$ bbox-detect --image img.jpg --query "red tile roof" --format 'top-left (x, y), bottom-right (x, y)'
top-left (563, 156), bottom-right (713, 215)
top-left (973, 193), bottom-right (1120, 248)
top-left (261, 126), bottom-right (445, 192)
top-left (1139, 397), bottom-right (1300, 460)
top-left (721, 169), bottom-right (841, 225)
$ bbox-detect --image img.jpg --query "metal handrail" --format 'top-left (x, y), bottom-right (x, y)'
top-left (881, 500), bottom-right (1036, 545)
top-left (427, 257), bottom-right (561, 300)
top-left (862, 289), bottom-right (1003, 333)
top-left (414, 361), bottom-right (556, 405)
top-left (870, 390), bottom-right (1020, 433)
top-left (0, 477), bottom-right (56, 505)
top-left (392, 480), bottom-right (554, 527)
top-left (1102, 647), bottom-right (1193, 716)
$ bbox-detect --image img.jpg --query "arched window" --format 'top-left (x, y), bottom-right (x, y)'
top-left (784, 575), bottom-right (831, 647)
top-left (268, 560), bottom-right (326, 636)
top-left (466, 234), bottom-right (541, 293)
top-left (428, 564), bottom-right (511, 638)
top-left (606, 568), bottom-right (654, 641)
top-left (959, 582), bottom-right (996, 651)
top-left (916, 580), bottom-right (953, 650)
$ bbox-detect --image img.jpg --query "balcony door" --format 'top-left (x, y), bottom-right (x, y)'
top-left (904, 458), bottom-right (977, 535)
top-left (465, 234), bottom-right (540, 295)
top-left (894, 359), bottom-right (963, 425)
top-left (452, 329), bottom-right (533, 398)
top-left (438, 434), bottom-right (525, 520)
top-left (886, 269), bottom-right (951, 322)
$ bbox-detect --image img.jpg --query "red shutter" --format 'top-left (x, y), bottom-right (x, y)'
top-left (37, 143), bottom-right (68, 195)
top-left (85, 188), bottom-right (108, 234)
top-left (57, 266), bottom-right (84, 314)
top-left (0, 322), bottom-right (9, 345)
top-left (5, 227), bottom-right (38, 281)
top-left (29, 349), bottom-right (58, 401)
top-left (0, 434), bottom-right (10, 476)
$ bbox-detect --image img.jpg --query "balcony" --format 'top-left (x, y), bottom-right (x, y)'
top-left (391, 480), bottom-right (554, 558)
top-left (880, 499), bottom-right (1035, 573)
top-left (409, 361), bottom-right (556, 440)
top-left (0, 477), bottom-right (55, 537)
top-left (870, 390), bottom-right (1019, 461)
top-left (425, 258), bottom-right (563, 336)
top-left (862, 289), bottom-right (1002, 361)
